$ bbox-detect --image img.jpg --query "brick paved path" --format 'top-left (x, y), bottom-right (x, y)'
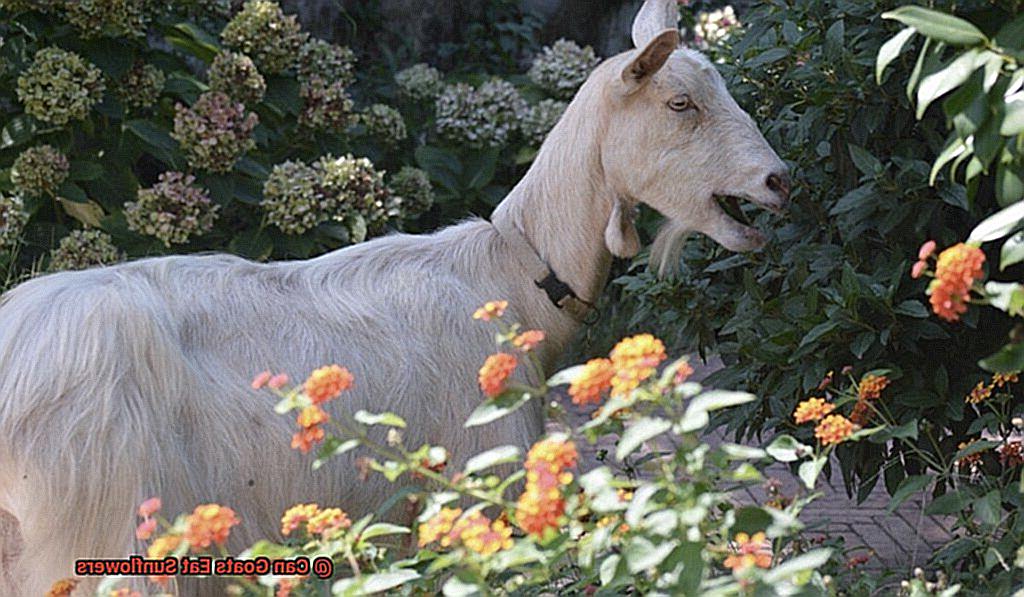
top-left (553, 356), bottom-right (953, 573)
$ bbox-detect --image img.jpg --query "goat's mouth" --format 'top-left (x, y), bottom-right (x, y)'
top-left (714, 194), bottom-right (753, 226)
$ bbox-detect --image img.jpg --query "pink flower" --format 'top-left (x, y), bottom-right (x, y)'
top-left (136, 517), bottom-right (157, 540)
top-left (251, 370), bottom-right (272, 390)
top-left (911, 260), bottom-right (927, 279)
top-left (918, 240), bottom-right (937, 261)
top-left (269, 374), bottom-right (289, 389)
top-left (138, 497), bottom-right (161, 518)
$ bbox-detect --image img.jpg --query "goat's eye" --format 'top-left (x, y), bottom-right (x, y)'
top-left (668, 94), bottom-right (696, 112)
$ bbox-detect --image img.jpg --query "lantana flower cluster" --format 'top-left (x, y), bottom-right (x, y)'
top-left (208, 51), bottom-right (266, 106)
top-left (567, 333), bottom-right (672, 405)
top-left (126, 172), bottom-right (220, 246)
top-left (395, 63), bottom-right (444, 103)
top-left (297, 38), bottom-right (357, 88)
top-left (253, 364), bottom-right (353, 454)
top-left (134, 496), bottom-right (239, 586)
top-left (472, 300), bottom-right (550, 398)
top-left (965, 371), bottom-right (1019, 405)
top-left (419, 507), bottom-right (515, 556)
top-left (521, 99), bottom-right (567, 146)
top-left (435, 79), bottom-right (528, 148)
top-left (723, 531), bottom-right (773, 571)
top-left (281, 503), bottom-right (352, 539)
top-left (515, 437), bottom-right (578, 540)
top-left (64, 0), bottom-right (149, 38)
top-left (528, 39), bottom-right (600, 100)
top-left (388, 166), bottom-right (435, 217)
top-left (119, 62), bottom-right (166, 110)
top-left (172, 91), bottom-right (259, 172)
top-left (793, 372), bottom-right (890, 445)
top-left (359, 104), bottom-right (408, 147)
top-left (0, 194), bottom-right (29, 252)
top-left (220, 0), bottom-right (307, 75)
top-left (49, 229), bottom-right (122, 271)
top-left (912, 240), bottom-right (986, 322)
top-left (11, 144), bottom-right (69, 198)
top-left (16, 47), bottom-right (106, 126)
top-left (261, 154), bottom-right (394, 236)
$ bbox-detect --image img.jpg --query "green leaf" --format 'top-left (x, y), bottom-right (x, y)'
top-left (799, 320), bottom-right (841, 348)
top-left (58, 180), bottom-right (89, 203)
top-left (464, 391), bottom-right (533, 428)
top-left (624, 537), bottom-right (678, 574)
top-left (883, 6), bottom-right (987, 46)
top-left (894, 300), bottom-right (929, 318)
top-left (762, 549), bottom-right (833, 583)
top-left (996, 161), bottom-right (1024, 207)
top-left (69, 161), bottom-right (105, 182)
top-left (985, 281), bottom-right (1024, 316)
top-left (312, 438), bottom-right (359, 471)
top-left (930, 136), bottom-right (968, 185)
top-left (0, 115), bottom-right (37, 150)
top-left (599, 554), bottom-right (621, 586)
top-left (745, 48), bottom-right (790, 69)
top-left (359, 522), bottom-right (410, 540)
top-left (968, 199), bottom-right (1024, 242)
top-left (995, 13), bottom-right (1024, 51)
top-left (925, 490), bottom-right (969, 515)
top-left (125, 119), bottom-right (179, 165)
top-left (1003, 99), bottom-right (1024, 136)
top-left (825, 20), bottom-right (845, 60)
top-left (463, 445), bottom-right (520, 475)
top-left (974, 490), bottom-right (1002, 526)
top-left (685, 390), bottom-right (756, 414)
top-left (848, 144), bottom-right (883, 176)
top-left (916, 49), bottom-right (984, 119)
top-left (980, 342), bottom-right (1024, 373)
top-left (547, 364), bottom-right (584, 387)
top-left (869, 420), bottom-right (918, 443)
top-left (887, 474), bottom-right (932, 513)
top-left (616, 417), bottom-right (672, 460)
top-left (953, 440), bottom-right (1001, 462)
top-left (798, 455), bottom-right (827, 490)
top-left (1001, 232), bottom-right (1024, 270)
top-left (877, 28), bottom-right (917, 84)
top-left (334, 569), bottom-right (420, 596)
top-left (353, 411), bottom-right (407, 428)
top-left (766, 435), bottom-right (810, 463)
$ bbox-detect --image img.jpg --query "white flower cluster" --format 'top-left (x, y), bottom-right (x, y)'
top-left (694, 6), bottom-right (740, 49)
top-left (528, 39), bottom-right (599, 100)
top-left (394, 63), bottom-right (444, 103)
top-left (520, 99), bottom-right (567, 146)
top-left (435, 79), bottom-right (527, 148)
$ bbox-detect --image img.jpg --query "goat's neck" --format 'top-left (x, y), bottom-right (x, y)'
top-left (491, 109), bottom-right (616, 341)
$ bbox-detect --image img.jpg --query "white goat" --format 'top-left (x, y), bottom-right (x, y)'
top-left (0, 1), bottom-right (788, 593)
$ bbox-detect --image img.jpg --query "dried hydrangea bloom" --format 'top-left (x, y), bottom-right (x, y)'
top-left (221, 0), bottom-right (307, 75)
top-left (17, 47), bottom-right (106, 126)
top-left (49, 229), bottom-right (122, 271)
top-left (359, 104), bottom-right (407, 146)
top-left (520, 99), bottom-right (567, 146)
top-left (0, 194), bottom-right (28, 252)
top-left (315, 154), bottom-right (395, 232)
top-left (64, 0), bottom-right (149, 38)
top-left (261, 160), bottom-right (325, 235)
top-left (388, 166), bottom-right (434, 217)
top-left (172, 91), bottom-right (258, 173)
top-left (119, 62), bottom-right (165, 110)
top-left (528, 39), bottom-right (599, 100)
top-left (300, 78), bottom-right (354, 131)
top-left (297, 38), bottom-right (356, 87)
top-left (394, 63), bottom-right (443, 103)
top-left (435, 79), bottom-right (527, 148)
top-left (208, 51), bottom-right (266, 106)
top-left (11, 145), bottom-right (69, 198)
top-left (126, 172), bottom-right (220, 246)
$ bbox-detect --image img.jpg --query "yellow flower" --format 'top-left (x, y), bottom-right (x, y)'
top-left (723, 531), bottom-right (772, 571)
top-left (966, 381), bottom-right (993, 405)
top-left (46, 579), bottom-right (78, 597)
top-left (994, 371), bottom-right (1020, 388)
top-left (609, 334), bottom-right (667, 396)
top-left (184, 504), bottom-right (240, 551)
top-left (568, 358), bottom-right (614, 405)
top-left (814, 414), bottom-right (855, 446)
top-left (792, 397), bottom-right (835, 424)
top-left (147, 533), bottom-right (183, 559)
top-left (281, 503), bottom-right (320, 536)
top-left (296, 404), bottom-right (329, 429)
top-left (419, 507), bottom-right (463, 548)
top-left (473, 300), bottom-right (508, 321)
top-left (857, 374), bottom-right (890, 400)
top-left (478, 353), bottom-right (517, 398)
top-left (306, 507), bottom-right (351, 537)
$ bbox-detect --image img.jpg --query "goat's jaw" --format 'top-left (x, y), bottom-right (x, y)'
top-left (709, 194), bottom-right (768, 252)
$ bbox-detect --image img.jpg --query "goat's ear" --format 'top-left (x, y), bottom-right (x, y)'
top-left (621, 29), bottom-right (679, 89)
top-left (605, 199), bottom-right (641, 258)
top-left (632, 0), bottom-right (680, 48)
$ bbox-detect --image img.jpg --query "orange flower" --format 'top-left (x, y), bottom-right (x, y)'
top-left (478, 353), bottom-right (517, 398)
top-left (792, 398), bottom-right (835, 424)
top-left (251, 370), bottom-right (272, 389)
top-left (147, 533), bottom-right (183, 559)
top-left (138, 496), bottom-right (162, 518)
top-left (46, 579), bottom-right (77, 597)
top-left (999, 441), bottom-right (1024, 467)
top-left (673, 359), bottom-right (695, 384)
top-left (723, 531), bottom-right (772, 571)
top-left (473, 300), bottom-right (508, 321)
top-left (281, 503), bottom-right (320, 536)
top-left (609, 334), bottom-right (667, 396)
top-left (136, 517), bottom-right (157, 540)
top-left (419, 507), bottom-right (463, 548)
top-left (306, 507), bottom-right (351, 537)
top-left (568, 358), bottom-right (615, 405)
top-left (276, 578), bottom-right (303, 597)
top-left (815, 414), bottom-right (855, 445)
top-left (994, 371), bottom-right (1020, 388)
top-left (513, 330), bottom-right (545, 352)
top-left (857, 374), bottom-right (890, 400)
top-left (184, 504), bottom-right (240, 551)
top-left (515, 438), bottom-right (578, 538)
top-left (966, 381), bottom-right (993, 405)
top-left (927, 243), bottom-right (985, 322)
top-left (305, 365), bottom-right (354, 404)
top-left (291, 426), bottom-right (325, 453)
top-left (526, 437), bottom-right (579, 472)
top-left (297, 404), bottom-right (329, 429)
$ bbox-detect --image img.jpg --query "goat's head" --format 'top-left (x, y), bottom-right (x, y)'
top-left (594, 0), bottom-right (789, 264)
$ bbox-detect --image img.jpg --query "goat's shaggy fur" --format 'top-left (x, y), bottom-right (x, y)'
top-left (0, 2), bottom-right (787, 593)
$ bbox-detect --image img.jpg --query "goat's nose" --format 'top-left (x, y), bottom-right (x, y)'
top-left (766, 172), bottom-right (791, 203)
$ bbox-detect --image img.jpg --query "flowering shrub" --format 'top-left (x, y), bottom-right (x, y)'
top-left (11, 144), bottom-right (69, 199)
top-left (48, 229), bottom-right (122, 271)
top-left (16, 46), bottom-right (105, 125)
top-left (207, 51), bottom-right (266, 106)
top-left (90, 302), bottom-right (879, 595)
top-left (527, 39), bottom-right (599, 100)
top-left (435, 79), bottom-right (528, 149)
top-left (126, 172), bottom-right (219, 247)
top-left (220, 0), bottom-right (306, 75)
top-left (394, 63), bottom-right (444, 103)
top-left (171, 91), bottom-right (259, 173)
